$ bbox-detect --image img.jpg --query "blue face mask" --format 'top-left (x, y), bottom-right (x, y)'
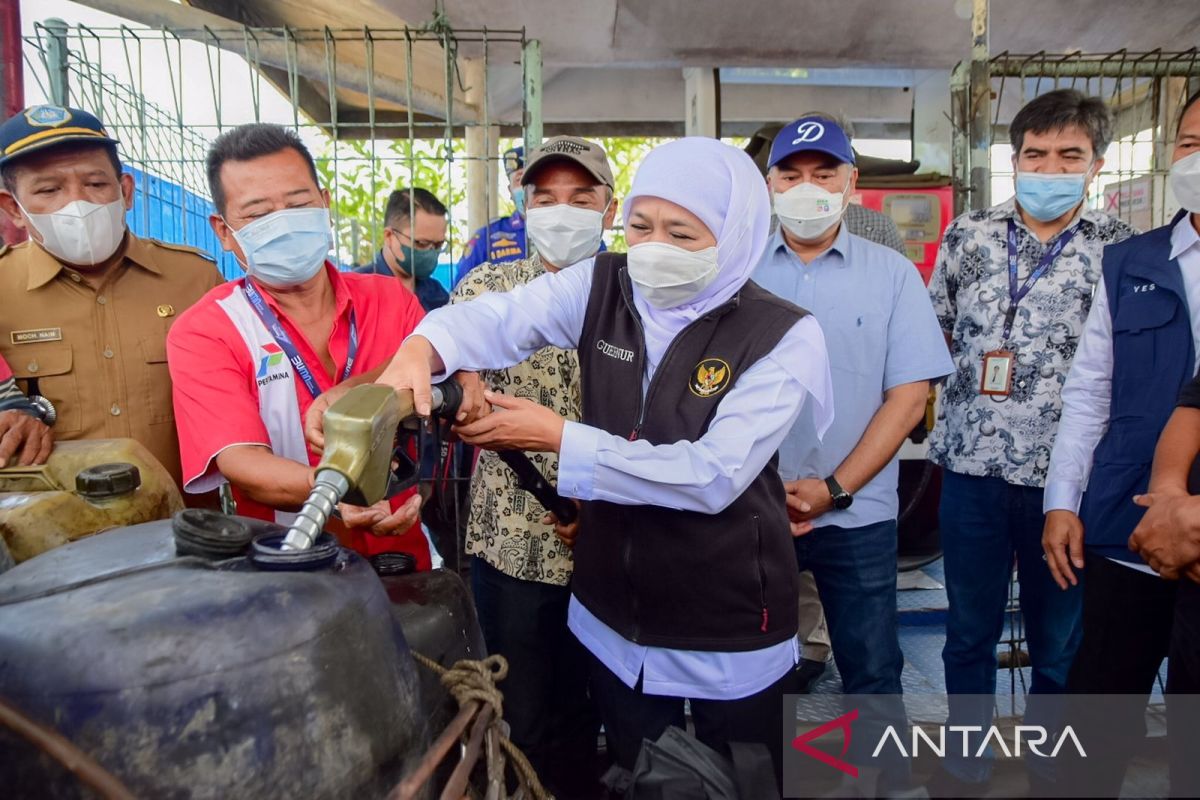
top-left (1014, 171), bottom-right (1090, 222)
top-left (511, 186), bottom-right (526, 216)
top-left (231, 207), bottom-right (333, 287)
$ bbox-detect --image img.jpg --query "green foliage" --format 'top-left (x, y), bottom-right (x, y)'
top-left (315, 138), bottom-right (468, 266)
top-left (315, 134), bottom-right (754, 262)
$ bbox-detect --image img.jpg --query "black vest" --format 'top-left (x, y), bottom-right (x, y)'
top-left (572, 252), bottom-right (808, 652)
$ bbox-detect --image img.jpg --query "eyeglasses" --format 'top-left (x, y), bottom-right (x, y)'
top-left (389, 227), bottom-right (446, 252)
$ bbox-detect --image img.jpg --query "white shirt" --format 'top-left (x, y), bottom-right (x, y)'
top-left (1044, 214), bottom-right (1200, 572)
top-left (415, 257), bottom-right (835, 700)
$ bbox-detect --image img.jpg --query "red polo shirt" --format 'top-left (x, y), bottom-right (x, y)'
top-left (167, 264), bottom-right (429, 562)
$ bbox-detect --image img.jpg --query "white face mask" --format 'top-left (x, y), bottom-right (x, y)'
top-left (526, 203), bottom-right (605, 267)
top-left (20, 197), bottom-right (127, 266)
top-left (773, 180), bottom-right (848, 241)
top-left (1170, 151), bottom-right (1200, 213)
top-left (230, 207), bottom-right (332, 287)
top-left (626, 241), bottom-right (719, 309)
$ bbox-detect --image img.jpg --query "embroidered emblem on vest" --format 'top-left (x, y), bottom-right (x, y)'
top-left (690, 358), bottom-right (731, 398)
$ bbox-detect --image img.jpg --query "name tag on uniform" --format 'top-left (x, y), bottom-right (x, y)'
top-left (11, 327), bottom-right (62, 344)
top-left (981, 350), bottom-right (1015, 396)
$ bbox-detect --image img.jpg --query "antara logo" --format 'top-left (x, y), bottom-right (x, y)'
top-left (792, 709), bottom-right (860, 777)
top-left (871, 724), bottom-right (1087, 760)
top-left (257, 343), bottom-right (285, 377)
top-left (791, 710), bottom-right (1086, 779)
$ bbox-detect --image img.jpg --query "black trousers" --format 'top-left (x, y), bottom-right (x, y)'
top-left (470, 557), bottom-right (599, 799)
top-left (1168, 578), bottom-right (1200, 797)
top-left (587, 650), bottom-right (791, 787)
top-left (1061, 552), bottom-right (1177, 797)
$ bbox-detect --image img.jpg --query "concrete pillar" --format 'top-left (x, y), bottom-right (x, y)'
top-left (913, 69), bottom-right (953, 176)
top-left (683, 68), bottom-right (720, 138)
top-left (463, 58), bottom-right (497, 242)
top-left (967, 0), bottom-right (991, 211)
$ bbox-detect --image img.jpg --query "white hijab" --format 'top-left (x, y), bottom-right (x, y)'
top-left (623, 137), bottom-right (772, 373)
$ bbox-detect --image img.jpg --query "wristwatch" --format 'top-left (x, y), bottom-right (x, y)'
top-left (825, 475), bottom-right (853, 511)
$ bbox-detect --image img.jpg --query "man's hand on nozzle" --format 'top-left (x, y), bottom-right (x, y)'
top-left (452, 371), bottom-right (491, 426)
top-left (376, 336), bottom-right (437, 417)
top-left (543, 500), bottom-right (582, 548)
top-left (339, 495), bottom-right (422, 536)
top-left (305, 385), bottom-right (354, 454)
top-left (0, 409), bottom-right (53, 467)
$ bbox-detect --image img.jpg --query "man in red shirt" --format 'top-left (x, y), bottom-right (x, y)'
top-left (0, 353), bottom-right (52, 465)
top-left (168, 123), bottom-right (433, 566)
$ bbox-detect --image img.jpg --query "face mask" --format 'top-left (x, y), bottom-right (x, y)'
top-left (20, 197), bottom-right (127, 266)
top-left (774, 180), bottom-right (848, 241)
top-left (511, 186), bottom-right (526, 216)
top-left (1169, 151), bottom-right (1200, 213)
top-left (1014, 171), bottom-right (1089, 222)
top-left (231, 207), bottom-right (332, 287)
top-left (526, 204), bottom-right (605, 267)
top-left (626, 241), bottom-right (719, 309)
top-left (392, 239), bottom-right (441, 279)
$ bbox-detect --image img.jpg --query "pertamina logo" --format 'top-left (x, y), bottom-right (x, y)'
top-left (256, 343), bottom-right (290, 387)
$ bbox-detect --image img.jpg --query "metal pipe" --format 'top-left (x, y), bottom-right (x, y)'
top-left (0, 0), bottom-right (26, 245)
top-left (949, 61), bottom-right (970, 217)
top-left (967, 0), bottom-right (991, 212)
top-left (522, 38), bottom-right (542, 153)
top-left (0, 697), bottom-right (136, 800)
top-left (439, 704), bottom-right (494, 800)
top-left (280, 470), bottom-right (349, 551)
top-left (43, 18), bottom-right (71, 106)
top-left (988, 53), bottom-right (1200, 78)
top-left (0, 0), bottom-right (24, 117)
top-left (389, 702), bottom-right (481, 800)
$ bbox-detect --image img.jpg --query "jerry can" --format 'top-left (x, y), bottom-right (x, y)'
top-left (0, 511), bottom-right (484, 799)
top-left (0, 438), bottom-right (183, 564)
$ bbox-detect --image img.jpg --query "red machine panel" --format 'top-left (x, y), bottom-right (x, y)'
top-left (854, 185), bottom-right (954, 285)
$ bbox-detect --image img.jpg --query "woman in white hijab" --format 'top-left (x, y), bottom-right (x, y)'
top-left (374, 137), bottom-right (833, 779)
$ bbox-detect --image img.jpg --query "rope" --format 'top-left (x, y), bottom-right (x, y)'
top-left (412, 651), bottom-right (553, 800)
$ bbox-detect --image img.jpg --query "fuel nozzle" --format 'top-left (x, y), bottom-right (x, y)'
top-left (280, 381), bottom-right (457, 551)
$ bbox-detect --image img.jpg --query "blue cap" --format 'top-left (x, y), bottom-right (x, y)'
top-left (767, 116), bottom-right (855, 169)
top-left (502, 146), bottom-right (524, 176)
top-left (0, 105), bottom-right (119, 166)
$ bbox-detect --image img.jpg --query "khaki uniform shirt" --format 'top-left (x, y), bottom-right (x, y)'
top-left (451, 253), bottom-right (582, 586)
top-left (0, 233), bottom-right (224, 485)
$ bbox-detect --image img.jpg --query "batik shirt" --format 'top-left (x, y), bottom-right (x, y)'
top-left (451, 253), bottom-right (582, 586)
top-left (927, 198), bottom-right (1135, 487)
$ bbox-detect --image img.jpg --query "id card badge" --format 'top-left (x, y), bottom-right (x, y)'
top-left (981, 350), bottom-right (1015, 396)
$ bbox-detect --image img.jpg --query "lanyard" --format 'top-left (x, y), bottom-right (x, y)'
top-left (242, 279), bottom-right (358, 400)
top-left (1003, 219), bottom-right (1078, 340)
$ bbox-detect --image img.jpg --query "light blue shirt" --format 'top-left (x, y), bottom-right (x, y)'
top-left (753, 225), bottom-right (953, 529)
top-left (415, 256), bottom-right (835, 700)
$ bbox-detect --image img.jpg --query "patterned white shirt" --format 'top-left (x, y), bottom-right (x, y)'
top-left (928, 198), bottom-right (1136, 487)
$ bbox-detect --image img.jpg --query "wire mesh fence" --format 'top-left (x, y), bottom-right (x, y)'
top-left (20, 19), bottom-right (531, 282)
top-left (952, 49), bottom-right (1200, 226)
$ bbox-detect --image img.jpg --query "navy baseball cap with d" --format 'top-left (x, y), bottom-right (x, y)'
top-left (767, 116), bottom-right (855, 169)
top-left (0, 104), bottom-right (119, 166)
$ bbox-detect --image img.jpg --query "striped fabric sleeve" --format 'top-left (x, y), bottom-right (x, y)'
top-left (0, 375), bottom-right (41, 418)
